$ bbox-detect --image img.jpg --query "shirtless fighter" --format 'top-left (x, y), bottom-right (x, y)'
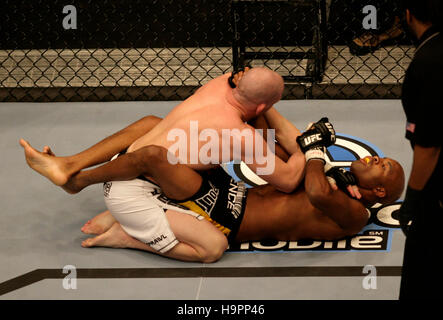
top-left (76, 112), bottom-right (405, 261)
top-left (21, 104), bottom-right (403, 262)
top-left (20, 67), bottom-right (307, 195)
top-left (20, 68), bottom-right (337, 261)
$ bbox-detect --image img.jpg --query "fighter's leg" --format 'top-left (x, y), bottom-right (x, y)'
top-left (65, 145), bottom-right (203, 200)
top-left (162, 210), bottom-right (227, 262)
top-left (82, 210), bottom-right (227, 263)
top-left (19, 115), bottom-right (162, 186)
top-left (133, 145), bottom-right (205, 200)
top-left (62, 115), bottom-right (163, 171)
top-left (80, 149), bottom-right (207, 232)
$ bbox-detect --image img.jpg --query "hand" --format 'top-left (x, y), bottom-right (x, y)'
top-left (326, 177), bottom-right (361, 199)
top-left (398, 204), bottom-right (413, 236)
top-left (325, 166), bottom-right (361, 199)
top-left (228, 67), bottom-right (250, 88)
top-left (296, 118), bottom-right (336, 154)
top-left (398, 187), bottom-right (422, 236)
top-left (347, 185), bottom-right (362, 199)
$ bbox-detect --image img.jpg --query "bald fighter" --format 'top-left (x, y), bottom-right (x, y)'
top-left (78, 113), bottom-right (404, 262)
top-left (79, 140), bottom-right (405, 261)
top-left (21, 68), bottom-right (328, 259)
top-left (20, 67), bottom-right (309, 195)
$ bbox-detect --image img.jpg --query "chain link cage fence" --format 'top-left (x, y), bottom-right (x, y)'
top-left (0, 0), bottom-right (414, 102)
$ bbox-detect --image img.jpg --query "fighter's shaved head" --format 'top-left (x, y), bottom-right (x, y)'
top-left (351, 156), bottom-right (405, 205)
top-left (236, 67), bottom-right (284, 107)
top-left (381, 158), bottom-right (405, 204)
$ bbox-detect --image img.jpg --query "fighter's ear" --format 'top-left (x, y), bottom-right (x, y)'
top-left (255, 103), bottom-right (267, 116)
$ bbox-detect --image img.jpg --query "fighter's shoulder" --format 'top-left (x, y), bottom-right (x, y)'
top-left (193, 74), bottom-right (230, 96)
top-left (219, 72), bottom-right (232, 80)
top-left (205, 73), bottom-right (231, 85)
top-left (413, 38), bottom-right (443, 75)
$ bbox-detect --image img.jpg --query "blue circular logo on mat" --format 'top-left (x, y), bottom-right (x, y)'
top-left (223, 134), bottom-right (402, 253)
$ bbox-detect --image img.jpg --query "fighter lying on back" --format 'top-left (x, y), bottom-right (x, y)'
top-left (79, 113), bottom-right (405, 261)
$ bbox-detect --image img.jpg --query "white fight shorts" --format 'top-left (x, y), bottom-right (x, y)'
top-left (103, 155), bottom-right (203, 253)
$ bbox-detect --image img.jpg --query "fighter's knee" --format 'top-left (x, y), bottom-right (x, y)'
top-left (136, 145), bottom-right (168, 169)
top-left (201, 249), bottom-right (223, 263)
top-left (144, 145), bottom-right (167, 160)
top-left (201, 235), bottom-right (228, 263)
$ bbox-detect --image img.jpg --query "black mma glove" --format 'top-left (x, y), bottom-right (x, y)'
top-left (296, 118), bottom-right (336, 163)
top-left (228, 71), bottom-right (239, 88)
top-left (325, 166), bottom-right (358, 197)
top-left (398, 186), bottom-right (422, 236)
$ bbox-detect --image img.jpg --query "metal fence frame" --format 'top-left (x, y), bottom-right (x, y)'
top-left (0, 0), bottom-right (412, 102)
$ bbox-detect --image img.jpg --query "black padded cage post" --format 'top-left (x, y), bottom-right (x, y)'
top-left (231, 0), bottom-right (328, 83)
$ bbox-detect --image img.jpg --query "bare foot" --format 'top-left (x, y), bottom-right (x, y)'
top-left (39, 144), bottom-right (82, 194)
top-left (42, 146), bottom-right (55, 156)
top-left (81, 210), bottom-right (116, 235)
top-left (19, 139), bottom-right (70, 186)
top-left (81, 222), bottom-right (132, 249)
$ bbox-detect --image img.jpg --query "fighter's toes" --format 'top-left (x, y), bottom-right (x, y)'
top-left (19, 139), bottom-right (69, 186)
top-left (80, 223), bottom-right (130, 249)
top-left (81, 238), bottom-right (95, 248)
top-left (81, 223), bottom-right (104, 235)
top-left (43, 146), bottom-right (56, 156)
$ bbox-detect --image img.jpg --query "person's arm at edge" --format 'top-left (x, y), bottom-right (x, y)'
top-left (408, 144), bottom-right (441, 190)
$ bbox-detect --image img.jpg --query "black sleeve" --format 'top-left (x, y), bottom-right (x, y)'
top-left (413, 58), bottom-right (443, 148)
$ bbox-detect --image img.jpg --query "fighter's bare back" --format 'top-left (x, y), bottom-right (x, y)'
top-left (127, 74), bottom-right (249, 169)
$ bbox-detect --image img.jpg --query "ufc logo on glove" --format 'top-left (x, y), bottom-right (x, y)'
top-left (303, 134), bottom-right (322, 145)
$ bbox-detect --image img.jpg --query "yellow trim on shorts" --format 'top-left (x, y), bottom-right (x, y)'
top-left (178, 200), bottom-right (231, 236)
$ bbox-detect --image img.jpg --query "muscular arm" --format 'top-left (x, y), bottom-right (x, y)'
top-left (304, 160), bottom-right (368, 234)
top-left (263, 107), bottom-right (303, 155)
top-left (241, 123), bottom-right (305, 193)
top-left (244, 111), bottom-right (306, 193)
top-left (248, 114), bottom-right (290, 161)
top-left (408, 145), bottom-right (441, 190)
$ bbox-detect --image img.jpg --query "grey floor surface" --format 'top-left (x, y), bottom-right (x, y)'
top-left (0, 99), bottom-right (411, 300)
